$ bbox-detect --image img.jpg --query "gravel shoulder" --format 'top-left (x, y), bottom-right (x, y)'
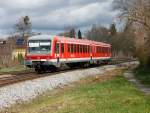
top-left (123, 71), bottom-right (150, 95)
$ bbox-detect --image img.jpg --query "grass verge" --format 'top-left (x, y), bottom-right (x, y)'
top-left (0, 65), bottom-right (29, 74)
top-left (134, 67), bottom-right (150, 86)
top-left (1, 70), bottom-right (150, 113)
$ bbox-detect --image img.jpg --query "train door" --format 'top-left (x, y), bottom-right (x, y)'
top-left (61, 43), bottom-right (65, 59)
top-left (90, 45), bottom-right (93, 61)
top-left (55, 42), bottom-right (60, 63)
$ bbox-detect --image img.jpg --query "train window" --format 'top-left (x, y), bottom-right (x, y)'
top-left (96, 47), bottom-right (98, 53)
top-left (80, 45), bottom-right (82, 53)
top-left (68, 44), bottom-right (70, 53)
top-left (61, 43), bottom-right (64, 53)
top-left (88, 45), bottom-right (90, 53)
top-left (82, 45), bottom-right (85, 53)
top-left (71, 44), bottom-right (74, 53)
top-left (103, 47), bottom-right (105, 53)
top-left (99, 47), bottom-right (101, 53)
top-left (87, 46), bottom-right (89, 53)
top-left (77, 45), bottom-right (79, 53)
top-left (100, 47), bottom-right (102, 53)
top-left (104, 47), bottom-right (106, 53)
top-left (74, 44), bottom-right (76, 53)
top-left (102, 47), bottom-right (104, 53)
top-left (104, 48), bottom-right (106, 53)
top-left (83, 45), bottom-right (84, 53)
top-left (55, 43), bottom-right (59, 54)
top-left (70, 44), bottom-right (72, 53)
top-left (80, 45), bottom-right (81, 53)
top-left (106, 48), bottom-right (108, 53)
top-left (90, 46), bottom-right (92, 53)
top-left (73, 45), bottom-right (74, 53)
top-left (82, 45), bottom-right (84, 53)
top-left (86, 45), bottom-right (87, 53)
top-left (109, 48), bottom-right (111, 53)
top-left (70, 44), bottom-right (71, 53)
top-left (83, 45), bottom-right (85, 53)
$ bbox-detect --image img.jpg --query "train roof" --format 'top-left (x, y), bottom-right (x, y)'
top-left (55, 36), bottom-right (111, 47)
top-left (28, 35), bottom-right (55, 40)
top-left (28, 35), bottom-right (111, 47)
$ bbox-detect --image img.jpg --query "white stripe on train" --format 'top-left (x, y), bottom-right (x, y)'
top-left (29, 57), bottom-right (111, 63)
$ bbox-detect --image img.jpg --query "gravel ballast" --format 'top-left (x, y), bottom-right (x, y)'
top-left (0, 62), bottom-right (138, 109)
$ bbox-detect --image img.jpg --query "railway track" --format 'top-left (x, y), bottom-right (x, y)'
top-left (0, 59), bottom-right (137, 88)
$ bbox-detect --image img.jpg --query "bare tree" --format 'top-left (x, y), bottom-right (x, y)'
top-left (114, 0), bottom-right (150, 67)
top-left (15, 16), bottom-right (32, 38)
top-left (85, 24), bottom-right (110, 42)
top-left (85, 24), bottom-right (135, 58)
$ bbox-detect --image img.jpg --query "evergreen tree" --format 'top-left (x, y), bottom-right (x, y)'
top-left (110, 23), bottom-right (117, 36)
top-left (15, 16), bottom-right (32, 38)
top-left (78, 30), bottom-right (82, 39)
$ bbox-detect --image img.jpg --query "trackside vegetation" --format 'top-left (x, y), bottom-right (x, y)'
top-left (134, 67), bottom-right (150, 86)
top-left (2, 73), bottom-right (150, 113)
top-left (0, 65), bottom-right (28, 74)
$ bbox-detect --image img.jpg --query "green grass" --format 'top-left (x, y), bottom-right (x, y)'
top-left (2, 75), bottom-right (150, 113)
top-left (134, 67), bottom-right (150, 86)
top-left (0, 65), bottom-right (28, 74)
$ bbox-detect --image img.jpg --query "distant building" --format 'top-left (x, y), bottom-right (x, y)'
top-left (11, 35), bottom-right (28, 59)
top-left (0, 39), bottom-right (13, 67)
top-left (0, 34), bottom-right (29, 67)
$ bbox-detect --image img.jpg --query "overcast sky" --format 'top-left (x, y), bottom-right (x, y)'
top-left (0, 0), bottom-right (117, 37)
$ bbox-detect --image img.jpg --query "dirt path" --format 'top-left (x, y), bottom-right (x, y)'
top-left (123, 71), bottom-right (150, 95)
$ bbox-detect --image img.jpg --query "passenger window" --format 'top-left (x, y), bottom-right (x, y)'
top-left (102, 47), bottom-right (103, 53)
top-left (100, 47), bottom-right (102, 53)
top-left (90, 46), bottom-right (92, 53)
top-left (88, 46), bottom-right (90, 53)
top-left (80, 45), bottom-right (82, 53)
top-left (85, 45), bottom-right (87, 53)
top-left (71, 44), bottom-right (74, 53)
top-left (104, 48), bottom-right (106, 53)
top-left (61, 43), bottom-right (64, 53)
top-left (83, 45), bottom-right (85, 53)
top-left (77, 45), bottom-right (79, 53)
top-left (68, 44), bottom-right (70, 53)
top-left (74, 44), bottom-right (76, 53)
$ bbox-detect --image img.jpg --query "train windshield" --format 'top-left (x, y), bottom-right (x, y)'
top-left (28, 40), bottom-right (51, 54)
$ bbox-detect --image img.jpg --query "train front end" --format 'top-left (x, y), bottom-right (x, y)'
top-left (25, 35), bottom-right (54, 73)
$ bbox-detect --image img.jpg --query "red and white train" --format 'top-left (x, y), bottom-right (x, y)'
top-left (25, 35), bottom-right (112, 73)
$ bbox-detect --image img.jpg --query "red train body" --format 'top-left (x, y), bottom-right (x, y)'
top-left (25, 35), bottom-right (111, 73)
